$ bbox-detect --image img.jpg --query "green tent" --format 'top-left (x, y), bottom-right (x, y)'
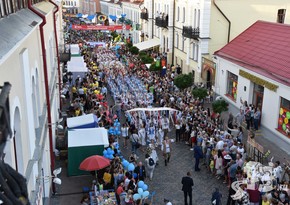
top-left (67, 128), bottom-right (109, 176)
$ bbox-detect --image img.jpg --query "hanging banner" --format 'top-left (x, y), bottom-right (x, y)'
top-left (72, 25), bottom-right (131, 31)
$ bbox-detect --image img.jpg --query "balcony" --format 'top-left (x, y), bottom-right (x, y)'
top-left (140, 12), bottom-right (148, 20)
top-left (155, 16), bottom-right (168, 28)
top-left (182, 26), bottom-right (200, 40)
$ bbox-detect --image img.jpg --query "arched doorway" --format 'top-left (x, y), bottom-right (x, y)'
top-left (13, 107), bottom-right (24, 174)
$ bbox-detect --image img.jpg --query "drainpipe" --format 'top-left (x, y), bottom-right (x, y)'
top-left (213, 0), bottom-right (231, 43)
top-left (152, 0), bottom-right (154, 38)
top-left (49, 0), bottom-right (62, 110)
top-left (28, 0), bottom-right (56, 194)
top-left (171, 0), bottom-right (175, 66)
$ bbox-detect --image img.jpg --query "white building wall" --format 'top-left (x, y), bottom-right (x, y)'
top-left (216, 57), bottom-right (290, 144)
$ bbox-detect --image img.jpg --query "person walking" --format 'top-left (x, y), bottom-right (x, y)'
top-left (193, 142), bottom-right (203, 171)
top-left (121, 123), bottom-right (129, 148)
top-left (163, 136), bottom-right (172, 166)
top-left (145, 153), bottom-right (155, 181)
top-left (134, 162), bottom-right (146, 181)
top-left (211, 188), bottom-right (222, 205)
top-left (130, 130), bottom-right (140, 155)
top-left (181, 171), bottom-right (194, 205)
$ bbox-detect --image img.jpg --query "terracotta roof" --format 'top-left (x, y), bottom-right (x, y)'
top-left (215, 20), bottom-right (290, 86)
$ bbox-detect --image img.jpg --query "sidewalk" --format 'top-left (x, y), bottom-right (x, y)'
top-left (222, 102), bottom-right (290, 164)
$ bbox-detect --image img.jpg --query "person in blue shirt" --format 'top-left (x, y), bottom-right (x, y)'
top-left (193, 142), bottom-right (203, 171)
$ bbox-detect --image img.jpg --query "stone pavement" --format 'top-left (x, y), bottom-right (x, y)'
top-left (119, 139), bottom-right (230, 205)
top-left (224, 102), bottom-right (290, 164)
top-left (47, 100), bottom-right (290, 205)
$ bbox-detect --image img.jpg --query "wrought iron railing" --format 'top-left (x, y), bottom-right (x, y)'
top-left (155, 16), bottom-right (168, 28)
top-left (182, 26), bottom-right (200, 39)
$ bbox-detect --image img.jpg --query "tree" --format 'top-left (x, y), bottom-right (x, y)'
top-left (212, 99), bottom-right (229, 114)
top-left (129, 46), bottom-right (139, 55)
top-left (192, 88), bottom-right (208, 100)
top-left (174, 73), bottom-right (193, 90)
top-left (149, 62), bottom-right (162, 71)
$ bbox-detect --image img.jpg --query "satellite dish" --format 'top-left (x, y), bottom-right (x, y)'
top-left (53, 167), bottom-right (62, 176)
top-left (53, 177), bottom-right (62, 185)
top-left (57, 125), bottom-right (64, 130)
top-left (61, 94), bottom-right (66, 99)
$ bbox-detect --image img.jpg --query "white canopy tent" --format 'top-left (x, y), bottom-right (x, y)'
top-left (67, 127), bottom-right (109, 176)
top-left (67, 114), bottom-right (99, 129)
top-left (67, 56), bottom-right (88, 73)
top-left (68, 127), bottom-right (109, 148)
top-left (70, 44), bottom-right (80, 55)
top-left (134, 38), bottom-right (160, 51)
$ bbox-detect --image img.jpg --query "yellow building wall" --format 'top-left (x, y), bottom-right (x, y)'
top-left (209, 0), bottom-right (290, 57)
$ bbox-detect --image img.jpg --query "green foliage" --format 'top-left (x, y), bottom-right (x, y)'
top-left (126, 42), bottom-right (133, 48)
top-left (191, 88), bottom-right (208, 100)
top-left (141, 55), bottom-right (154, 64)
top-left (139, 51), bottom-right (147, 57)
top-left (111, 31), bottom-right (118, 40)
top-left (149, 62), bottom-right (162, 71)
top-left (174, 73), bottom-right (193, 90)
top-left (212, 99), bottom-right (229, 114)
top-left (129, 46), bottom-right (139, 55)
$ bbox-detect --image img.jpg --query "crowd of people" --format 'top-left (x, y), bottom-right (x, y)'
top-left (63, 17), bottom-right (289, 205)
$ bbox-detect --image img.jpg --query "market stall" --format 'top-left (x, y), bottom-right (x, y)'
top-left (67, 128), bottom-right (109, 176)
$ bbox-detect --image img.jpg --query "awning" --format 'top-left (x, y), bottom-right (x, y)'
top-left (134, 38), bottom-right (160, 51)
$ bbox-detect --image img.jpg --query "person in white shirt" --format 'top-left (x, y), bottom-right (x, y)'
top-left (121, 123), bottom-right (129, 148)
top-left (215, 139), bottom-right (224, 151)
top-left (273, 161), bottom-right (283, 183)
top-left (138, 125), bottom-right (146, 152)
top-left (161, 115), bottom-right (170, 136)
top-left (157, 126), bottom-right (164, 149)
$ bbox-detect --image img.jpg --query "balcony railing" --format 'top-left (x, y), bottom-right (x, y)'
top-left (140, 12), bottom-right (148, 20)
top-left (155, 16), bottom-right (168, 28)
top-left (182, 26), bottom-right (200, 40)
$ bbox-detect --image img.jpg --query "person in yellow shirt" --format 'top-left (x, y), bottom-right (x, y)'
top-left (72, 86), bottom-right (77, 98)
top-left (261, 195), bottom-right (270, 205)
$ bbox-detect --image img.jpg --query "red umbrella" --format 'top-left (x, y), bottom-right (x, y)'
top-left (79, 155), bottom-right (110, 171)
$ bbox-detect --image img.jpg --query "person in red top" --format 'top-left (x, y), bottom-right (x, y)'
top-left (247, 183), bottom-right (260, 205)
top-left (116, 182), bottom-right (124, 205)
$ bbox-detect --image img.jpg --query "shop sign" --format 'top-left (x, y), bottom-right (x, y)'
top-left (239, 70), bottom-right (278, 92)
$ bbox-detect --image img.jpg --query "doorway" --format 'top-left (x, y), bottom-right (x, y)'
top-left (206, 70), bottom-right (211, 89)
top-left (253, 84), bottom-right (264, 124)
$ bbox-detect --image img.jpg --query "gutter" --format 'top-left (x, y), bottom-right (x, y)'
top-left (213, 0), bottom-right (231, 43)
top-left (28, 0), bottom-right (55, 194)
top-left (152, 0), bottom-right (154, 38)
top-left (49, 0), bottom-right (62, 110)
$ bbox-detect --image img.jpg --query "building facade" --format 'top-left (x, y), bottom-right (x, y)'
top-left (214, 21), bottom-right (290, 144)
top-left (82, 0), bottom-right (101, 15)
top-left (0, 0), bottom-right (63, 204)
top-left (100, 0), bottom-right (143, 44)
top-left (63, 0), bottom-right (80, 14)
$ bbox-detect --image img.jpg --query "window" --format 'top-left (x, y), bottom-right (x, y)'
top-left (277, 9), bottom-right (286, 23)
top-left (193, 9), bottom-right (196, 28)
top-left (181, 38), bottom-right (184, 51)
top-left (176, 33), bottom-right (179, 48)
top-left (226, 71), bottom-right (238, 101)
top-left (177, 6), bottom-right (180, 21)
top-left (278, 97), bottom-right (290, 136)
top-left (197, 9), bottom-right (200, 28)
top-left (183, 7), bottom-right (185, 22)
top-left (196, 44), bottom-right (199, 61)
top-left (180, 60), bottom-right (183, 69)
top-left (192, 43), bottom-right (195, 59)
